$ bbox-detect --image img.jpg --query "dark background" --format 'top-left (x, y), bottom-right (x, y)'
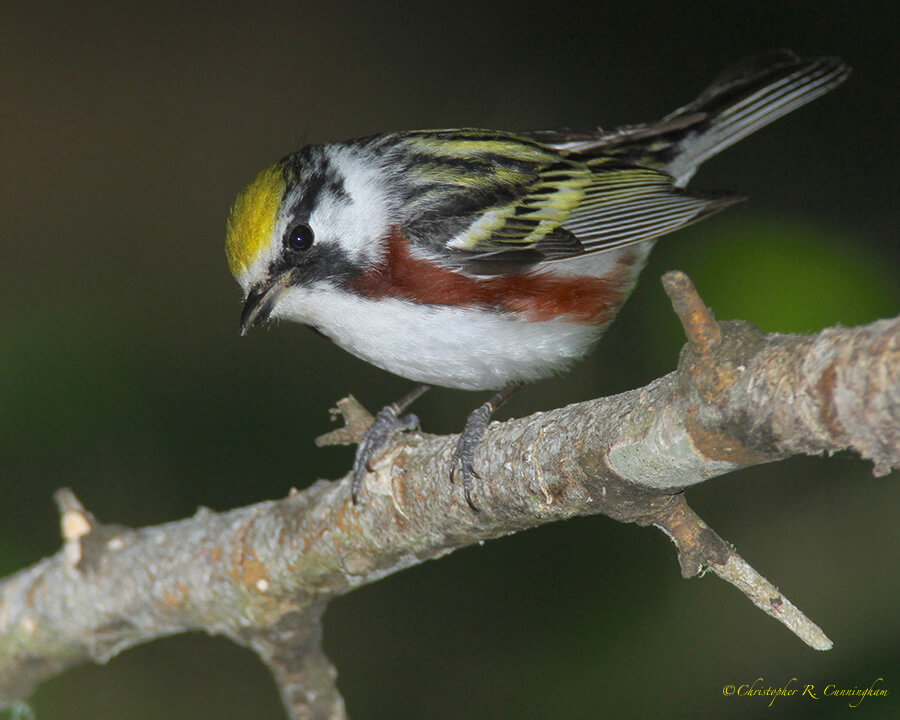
top-left (2, 1), bottom-right (898, 718)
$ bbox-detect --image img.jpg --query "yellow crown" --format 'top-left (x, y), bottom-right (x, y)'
top-left (225, 164), bottom-right (285, 278)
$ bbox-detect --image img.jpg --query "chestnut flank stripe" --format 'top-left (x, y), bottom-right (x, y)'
top-left (350, 231), bottom-right (630, 324)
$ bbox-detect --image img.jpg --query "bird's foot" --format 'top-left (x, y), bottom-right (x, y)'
top-left (449, 403), bottom-right (493, 511)
top-left (351, 385), bottom-right (429, 502)
top-left (449, 382), bottom-right (523, 511)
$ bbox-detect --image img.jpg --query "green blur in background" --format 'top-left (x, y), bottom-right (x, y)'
top-left (1, 1), bottom-right (897, 718)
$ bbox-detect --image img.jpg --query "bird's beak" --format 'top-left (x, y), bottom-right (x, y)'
top-left (240, 272), bottom-right (292, 336)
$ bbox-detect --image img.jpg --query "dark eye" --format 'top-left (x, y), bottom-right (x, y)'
top-left (285, 223), bottom-right (314, 252)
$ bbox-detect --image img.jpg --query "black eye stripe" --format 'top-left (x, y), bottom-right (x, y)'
top-left (285, 223), bottom-right (315, 252)
top-left (268, 239), bottom-right (358, 288)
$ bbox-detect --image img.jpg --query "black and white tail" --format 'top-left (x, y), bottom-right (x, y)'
top-left (662, 51), bottom-right (851, 184)
top-left (527, 50), bottom-right (850, 187)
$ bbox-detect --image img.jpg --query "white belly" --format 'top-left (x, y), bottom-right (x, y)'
top-left (271, 244), bottom-right (652, 390)
top-left (272, 285), bottom-right (604, 390)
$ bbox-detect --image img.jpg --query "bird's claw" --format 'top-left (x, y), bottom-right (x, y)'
top-left (449, 403), bottom-right (493, 511)
top-left (351, 406), bottom-right (419, 503)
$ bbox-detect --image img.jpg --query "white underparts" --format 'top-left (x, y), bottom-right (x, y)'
top-left (270, 243), bottom-right (653, 390)
top-left (271, 283), bottom-right (606, 390)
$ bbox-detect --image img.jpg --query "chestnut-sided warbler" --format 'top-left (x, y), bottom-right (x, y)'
top-left (227, 50), bottom-right (848, 508)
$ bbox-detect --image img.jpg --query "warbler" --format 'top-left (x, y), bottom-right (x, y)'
top-left (227, 50), bottom-right (849, 508)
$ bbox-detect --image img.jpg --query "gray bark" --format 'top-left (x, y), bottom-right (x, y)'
top-left (1, 273), bottom-right (896, 719)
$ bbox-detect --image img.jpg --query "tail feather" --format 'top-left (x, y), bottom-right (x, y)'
top-left (525, 51), bottom-right (850, 187)
top-left (662, 51), bottom-right (851, 184)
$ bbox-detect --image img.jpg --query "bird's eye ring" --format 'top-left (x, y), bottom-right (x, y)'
top-left (285, 223), bottom-right (315, 252)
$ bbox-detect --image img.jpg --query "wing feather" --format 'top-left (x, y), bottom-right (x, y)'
top-left (381, 130), bottom-right (734, 275)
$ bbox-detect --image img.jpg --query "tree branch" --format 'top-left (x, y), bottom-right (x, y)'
top-left (1, 272), bottom-right (896, 718)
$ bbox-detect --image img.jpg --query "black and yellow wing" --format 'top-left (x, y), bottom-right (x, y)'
top-left (377, 129), bottom-right (731, 276)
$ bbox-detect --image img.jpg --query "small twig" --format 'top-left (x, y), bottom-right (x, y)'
top-left (652, 497), bottom-right (832, 650)
top-left (654, 275), bottom-right (834, 650)
top-left (315, 395), bottom-right (374, 447)
top-left (710, 554), bottom-right (833, 651)
top-left (54, 489), bottom-right (96, 572)
top-left (54, 488), bottom-right (95, 543)
top-left (662, 270), bottom-right (721, 352)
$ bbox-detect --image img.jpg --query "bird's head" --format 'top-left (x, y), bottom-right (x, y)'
top-left (225, 144), bottom-right (394, 334)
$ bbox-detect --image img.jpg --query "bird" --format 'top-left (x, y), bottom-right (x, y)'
top-left (226, 50), bottom-right (849, 509)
